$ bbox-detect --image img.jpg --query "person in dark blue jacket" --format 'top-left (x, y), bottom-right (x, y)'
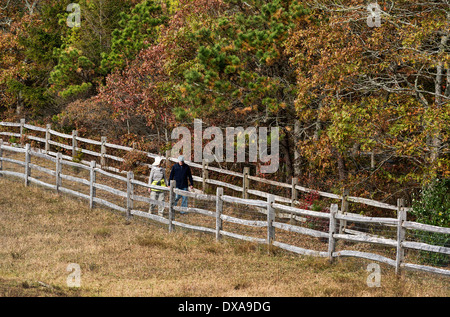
top-left (169, 155), bottom-right (194, 211)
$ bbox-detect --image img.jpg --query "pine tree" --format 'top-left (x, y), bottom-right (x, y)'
top-left (100, 0), bottom-right (169, 73)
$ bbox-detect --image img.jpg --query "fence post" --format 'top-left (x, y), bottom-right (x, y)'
top-left (395, 198), bottom-right (406, 275)
top-left (45, 124), bottom-right (51, 154)
top-left (267, 194), bottom-right (275, 252)
top-left (126, 171), bottom-right (134, 221)
top-left (20, 118), bottom-right (25, 142)
top-left (215, 187), bottom-right (223, 241)
top-left (289, 177), bottom-right (298, 224)
top-left (24, 144), bottom-right (30, 186)
top-left (291, 177), bottom-right (298, 206)
top-left (168, 180), bottom-right (176, 233)
top-left (72, 130), bottom-right (78, 161)
top-left (56, 152), bottom-right (62, 192)
top-left (202, 159), bottom-right (209, 194)
top-left (242, 167), bottom-right (250, 199)
top-left (339, 188), bottom-right (349, 234)
top-left (100, 136), bottom-right (107, 167)
top-left (328, 204), bottom-right (338, 263)
top-left (89, 161), bottom-right (96, 209)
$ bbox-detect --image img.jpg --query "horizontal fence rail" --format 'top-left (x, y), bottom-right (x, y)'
top-left (0, 140), bottom-right (449, 277)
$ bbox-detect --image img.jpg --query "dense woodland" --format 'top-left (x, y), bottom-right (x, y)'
top-left (0, 0), bottom-right (449, 217)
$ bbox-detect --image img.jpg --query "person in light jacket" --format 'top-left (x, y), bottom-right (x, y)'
top-left (148, 156), bottom-right (167, 216)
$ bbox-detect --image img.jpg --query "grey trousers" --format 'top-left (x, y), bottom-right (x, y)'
top-left (149, 190), bottom-right (165, 216)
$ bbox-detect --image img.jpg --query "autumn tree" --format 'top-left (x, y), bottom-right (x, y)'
top-left (62, 0), bottom-right (181, 147)
top-left (286, 0), bottom-right (449, 200)
top-left (175, 0), bottom-right (311, 179)
top-left (48, 0), bottom-right (137, 104)
top-left (0, 0), bottom-right (56, 117)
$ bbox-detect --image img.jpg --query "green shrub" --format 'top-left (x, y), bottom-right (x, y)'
top-left (411, 178), bottom-right (450, 266)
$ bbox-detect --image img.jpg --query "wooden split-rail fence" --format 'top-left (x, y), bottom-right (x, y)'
top-left (0, 120), bottom-right (449, 277)
top-left (0, 119), bottom-right (405, 210)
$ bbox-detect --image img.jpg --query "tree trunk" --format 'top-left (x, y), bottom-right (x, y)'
top-left (281, 129), bottom-right (293, 181)
top-left (431, 34), bottom-right (448, 162)
top-left (293, 120), bottom-right (301, 177)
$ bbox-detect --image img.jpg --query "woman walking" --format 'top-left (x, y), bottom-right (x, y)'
top-left (148, 156), bottom-right (167, 216)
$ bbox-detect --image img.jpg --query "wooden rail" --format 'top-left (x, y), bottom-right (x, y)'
top-left (0, 141), bottom-right (449, 277)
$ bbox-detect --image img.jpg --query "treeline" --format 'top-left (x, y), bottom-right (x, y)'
top-left (0, 0), bottom-right (449, 208)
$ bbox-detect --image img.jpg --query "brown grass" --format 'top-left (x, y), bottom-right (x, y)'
top-left (0, 176), bottom-right (449, 297)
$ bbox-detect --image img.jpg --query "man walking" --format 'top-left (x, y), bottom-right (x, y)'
top-left (169, 155), bottom-right (194, 212)
top-left (148, 156), bottom-right (167, 216)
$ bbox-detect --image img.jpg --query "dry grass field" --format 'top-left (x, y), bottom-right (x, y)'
top-left (0, 176), bottom-right (449, 297)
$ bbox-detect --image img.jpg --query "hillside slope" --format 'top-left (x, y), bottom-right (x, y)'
top-left (0, 177), bottom-right (448, 297)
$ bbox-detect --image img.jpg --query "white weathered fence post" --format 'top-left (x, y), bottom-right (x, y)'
top-left (24, 144), bottom-right (30, 186)
top-left (243, 167), bottom-right (250, 199)
top-left (45, 124), bottom-right (51, 154)
top-left (290, 177), bottom-right (298, 223)
top-left (56, 152), bottom-right (62, 192)
top-left (89, 161), bottom-right (96, 209)
top-left (202, 159), bottom-right (208, 194)
top-left (291, 177), bottom-right (298, 206)
top-left (216, 187), bottom-right (223, 241)
top-left (126, 171), bottom-right (134, 220)
top-left (328, 204), bottom-right (338, 263)
top-left (168, 180), bottom-right (176, 233)
top-left (396, 198), bottom-right (406, 275)
top-left (72, 130), bottom-right (78, 160)
top-left (100, 136), bottom-right (107, 167)
top-left (267, 194), bottom-right (275, 252)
